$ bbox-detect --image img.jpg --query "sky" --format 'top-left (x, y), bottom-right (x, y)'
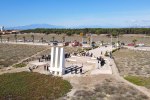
top-left (0, 0), bottom-right (150, 27)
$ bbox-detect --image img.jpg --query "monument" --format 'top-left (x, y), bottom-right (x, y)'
top-left (49, 46), bottom-right (65, 76)
top-left (0, 26), bottom-right (4, 32)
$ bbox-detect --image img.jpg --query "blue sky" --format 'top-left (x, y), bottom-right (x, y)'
top-left (0, 0), bottom-right (150, 27)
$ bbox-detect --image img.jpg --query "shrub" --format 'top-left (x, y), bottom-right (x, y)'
top-left (124, 75), bottom-right (150, 88)
top-left (13, 63), bottom-right (27, 68)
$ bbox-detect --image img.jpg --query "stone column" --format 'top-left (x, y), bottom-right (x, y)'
top-left (55, 47), bottom-right (60, 68)
top-left (59, 47), bottom-right (65, 75)
top-left (50, 46), bottom-right (55, 67)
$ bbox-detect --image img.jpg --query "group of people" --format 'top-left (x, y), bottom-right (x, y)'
top-left (81, 52), bottom-right (93, 57)
top-left (65, 53), bottom-right (71, 58)
top-left (44, 65), bottom-right (50, 71)
top-left (72, 51), bottom-right (93, 57)
top-left (41, 55), bottom-right (51, 61)
top-left (97, 56), bottom-right (105, 69)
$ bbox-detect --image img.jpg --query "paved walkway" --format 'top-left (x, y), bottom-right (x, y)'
top-left (125, 46), bottom-right (150, 51)
top-left (88, 46), bottom-right (115, 75)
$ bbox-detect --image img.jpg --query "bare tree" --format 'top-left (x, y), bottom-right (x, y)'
top-left (31, 35), bottom-right (34, 43)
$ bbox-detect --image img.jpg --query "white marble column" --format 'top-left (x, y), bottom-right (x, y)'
top-left (55, 47), bottom-right (60, 68)
top-left (59, 47), bottom-right (65, 70)
top-left (50, 46), bottom-right (55, 67)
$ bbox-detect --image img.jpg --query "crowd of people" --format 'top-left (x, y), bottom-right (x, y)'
top-left (38, 55), bottom-right (51, 62)
top-left (72, 51), bottom-right (93, 57)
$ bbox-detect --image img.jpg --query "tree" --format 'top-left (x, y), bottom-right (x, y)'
top-left (66, 32), bottom-right (72, 36)
top-left (23, 36), bottom-right (26, 43)
top-left (0, 35), bottom-right (2, 43)
top-left (62, 36), bottom-right (65, 42)
top-left (112, 31), bottom-right (118, 38)
top-left (132, 39), bottom-right (137, 46)
top-left (101, 41), bottom-right (104, 46)
top-left (31, 35), bottom-right (34, 43)
top-left (14, 34), bottom-right (17, 43)
top-left (7, 37), bottom-right (10, 42)
top-left (83, 28), bottom-right (89, 34)
top-left (52, 36), bottom-right (55, 42)
top-left (41, 37), bottom-right (44, 43)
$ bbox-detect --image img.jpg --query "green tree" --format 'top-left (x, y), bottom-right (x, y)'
top-left (132, 39), bottom-right (137, 46)
top-left (66, 32), bottom-right (72, 36)
top-left (112, 31), bottom-right (118, 38)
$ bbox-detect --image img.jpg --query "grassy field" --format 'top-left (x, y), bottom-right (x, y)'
top-left (0, 44), bottom-right (48, 67)
top-left (0, 72), bottom-right (72, 100)
top-left (124, 76), bottom-right (150, 89)
top-left (113, 48), bottom-right (150, 77)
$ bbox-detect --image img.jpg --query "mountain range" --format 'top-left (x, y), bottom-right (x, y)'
top-left (6, 24), bottom-right (150, 30)
top-left (6, 24), bottom-right (65, 30)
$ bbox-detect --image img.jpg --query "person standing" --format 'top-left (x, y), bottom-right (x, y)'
top-left (80, 67), bottom-right (83, 74)
top-left (98, 60), bottom-right (100, 69)
top-left (75, 68), bottom-right (78, 74)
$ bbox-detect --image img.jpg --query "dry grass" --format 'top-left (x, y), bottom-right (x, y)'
top-left (0, 43), bottom-right (81, 68)
top-left (60, 78), bottom-right (148, 100)
top-left (113, 48), bottom-right (150, 77)
top-left (2, 34), bottom-right (150, 46)
top-left (0, 44), bottom-right (48, 67)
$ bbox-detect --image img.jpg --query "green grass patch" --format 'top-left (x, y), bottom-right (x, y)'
top-left (0, 72), bottom-right (72, 100)
top-left (13, 63), bottom-right (27, 68)
top-left (124, 75), bottom-right (150, 88)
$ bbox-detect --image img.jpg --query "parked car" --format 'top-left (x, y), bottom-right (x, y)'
top-left (64, 42), bottom-right (70, 46)
top-left (128, 43), bottom-right (134, 46)
top-left (72, 41), bottom-right (80, 47)
top-left (48, 41), bottom-right (58, 46)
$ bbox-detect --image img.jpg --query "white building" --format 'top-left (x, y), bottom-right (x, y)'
top-left (49, 46), bottom-right (65, 76)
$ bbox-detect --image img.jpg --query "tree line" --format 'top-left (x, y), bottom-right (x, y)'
top-left (21, 28), bottom-right (150, 36)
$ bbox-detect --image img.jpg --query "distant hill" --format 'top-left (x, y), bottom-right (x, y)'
top-left (5, 24), bottom-right (150, 30)
top-left (6, 24), bottom-right (64, 30)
